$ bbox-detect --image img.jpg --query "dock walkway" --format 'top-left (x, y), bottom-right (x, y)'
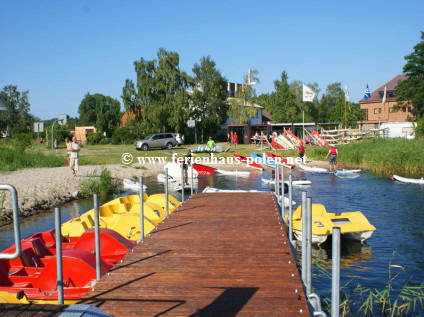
top-left (82, 192), bottom-right (310, 316)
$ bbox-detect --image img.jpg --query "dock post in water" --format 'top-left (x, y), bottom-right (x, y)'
top-left (190, 161), bottom-right (194, 196)
top-left (181, 164), bottom-right (185, 202)
top-left (275, 164), bottom-right (279, 203)
top-left (301, 191), bottom-right (307, 283)
top-left (165, 168), bottom-right (169, 218)
top-left (54, 206), bottom-right (64, 305)
top-left (93, 193), bottom-right (102, 282)
top-left (139, 176), bottom-right (144, 242)
top-left (332, 227), bottom-right (341, 317)
top-left (288, 174), bottom-right (294, 246)
top-left (306, 197), bottom-right (313, 295)
top-left (281, 164), bottom-right (285, 218)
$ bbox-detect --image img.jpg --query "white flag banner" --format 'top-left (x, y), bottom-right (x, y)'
top-left (302, 84), bottom-right (315, 102)
top-left (344, 85), bottom-right (350, 102)
top-left (382, 86), bottom-right (387, 107)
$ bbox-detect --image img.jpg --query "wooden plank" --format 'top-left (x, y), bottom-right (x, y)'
top-left (82, 193), bottom-right (310, 316)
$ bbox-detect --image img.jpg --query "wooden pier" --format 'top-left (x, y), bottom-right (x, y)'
top-left (82, 192), bottom-right (310, 316)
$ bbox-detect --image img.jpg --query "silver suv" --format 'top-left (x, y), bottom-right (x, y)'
top-left (134, 133), bottom-right (178, 151)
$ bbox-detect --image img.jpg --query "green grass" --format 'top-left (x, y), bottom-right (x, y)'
top-left (304, 138), bottom-right (424, 177)
top-left (0, 144), bottom-right (66, 172)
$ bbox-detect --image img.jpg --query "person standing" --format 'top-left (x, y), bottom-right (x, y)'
top-left (183, 149), bottom-right (192, 185)
top-left (65, 138), bottom-right (71, 164)
top-left (227, 132), bottom-right (231, 145)
top-left (207, 137), bottom-right (215, 157)
top-left (326, 145), bottom-right (338, 172)
top-left (298, 143), bottom-right (305, 159)
top-left (69, 137), bottom-right (80, 176)
top-left (233, 132), bottom-right (238, 149)
top-left (254, 131), bottom-right (260, 146)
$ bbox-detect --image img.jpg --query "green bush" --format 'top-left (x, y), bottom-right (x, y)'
top-left (111, 122), bottom-right (144, 144)
top-left (86, 132), bottom-right (104, 145)
top-left (416, 116), bottom-right (424, 137)
top-left (79, 167), bottom-right (119, 196)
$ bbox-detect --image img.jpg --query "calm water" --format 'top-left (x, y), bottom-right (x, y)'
top-left (1, 169), bottom-right (423, 313)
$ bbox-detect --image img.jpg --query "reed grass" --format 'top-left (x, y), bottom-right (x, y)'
top-left (0, 144), bottom-right (66, 172)
top-left (314, 253), bottom-right (424, 316)
top-left (79, 167), bottom-right (120, 197)
top-left (304, 139), bottom-right (424, 177)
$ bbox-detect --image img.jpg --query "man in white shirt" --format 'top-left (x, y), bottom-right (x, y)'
top-left (70, 137), bottom-right (80, 176)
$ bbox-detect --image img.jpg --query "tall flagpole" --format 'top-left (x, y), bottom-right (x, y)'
top-left (302, 104), bottom-right (305, 142)
top-left (344, 100), bottom-right (347, 129)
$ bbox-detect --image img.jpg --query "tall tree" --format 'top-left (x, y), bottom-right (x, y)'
top-left (191, 56), bottom-right (228, 135)
top-left (78, 93), bottom-right (121, 136)
top-left (228, 69), bottom-right (260, 124)
top-left (396, 31), bottom-right (424, 117)
top-left (122, 48), bottom-right (192, 134)
top-left (266, 71), bottom-right (297, 122)
top-left (0, 85), bottom-right (33, 135)
top-left (319, 82), bottom-right (345, 123)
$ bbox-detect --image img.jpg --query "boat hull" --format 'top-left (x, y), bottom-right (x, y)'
top-left (233, 154), bottom-right (264, 170)
top-left (193, 163), bottom-right (215, 176)
top-left (393, 175), bottom-right (424, 184)
top-left (294, 230), bottom-right (374, 245)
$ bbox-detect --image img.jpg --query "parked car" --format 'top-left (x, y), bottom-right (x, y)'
top-left (134, 133), bottom-right (178, 151)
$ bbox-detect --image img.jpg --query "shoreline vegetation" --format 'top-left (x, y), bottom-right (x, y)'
top-left (301, 138), bottom-right (424, 177)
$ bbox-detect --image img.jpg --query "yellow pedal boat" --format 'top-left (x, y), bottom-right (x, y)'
top-left (288, 204), bottom-right (376, 245)
top-left (61, 194), bottom-right (180, 241)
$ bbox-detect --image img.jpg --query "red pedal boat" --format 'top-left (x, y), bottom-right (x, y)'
top-left (193, 163), bottom-right (215, 176)
top-left (265, 152), bottom-right (295, 169)
top-left (0, 228), bottom-right (135, 303)
top-left (233, 154), bottom-right (263, 171)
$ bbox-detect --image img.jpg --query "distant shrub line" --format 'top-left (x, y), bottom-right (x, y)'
top-left (304, 139), bottom-right (424, 177)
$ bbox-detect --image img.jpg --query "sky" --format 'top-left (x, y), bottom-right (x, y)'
top-left (1, 0), bottom-right (423, 120)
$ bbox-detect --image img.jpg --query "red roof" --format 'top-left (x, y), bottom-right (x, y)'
top-left (359, 74), bottom-right (407, 103)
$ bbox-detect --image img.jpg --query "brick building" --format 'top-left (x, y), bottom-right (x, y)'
top-left (358, 74), bottom-right (415, 130)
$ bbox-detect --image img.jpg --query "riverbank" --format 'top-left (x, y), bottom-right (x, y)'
top-left (0, 164), bottom-right (163, 227)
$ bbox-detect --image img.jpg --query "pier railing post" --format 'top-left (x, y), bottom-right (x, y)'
top-left (165, 168), bottom-right (169, 218)
top-left (0, 185), bottom-right (21, 260)
top-left (181, 163), bottom-right (185, 202)
top-left (93, 193), bottom-right (102, 282)
top-left (275, 164), bottom-right (279, 202)
top-left (281, 165), bottom-right (285, 218)
top-left (139, 176), bottom-right (144, 242)
top-left (332, 227), bottom-right (341, 317)
top-left (288, 174), bottom-right (294, 246)
top-left (190, 160), bottom-right (194, 196)
top-left (306, 197), bottom-right (313, 295)
top-left (55, 206), bottom-right (64, 305)
top-left (301, 191), bottom-right (307, 283)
